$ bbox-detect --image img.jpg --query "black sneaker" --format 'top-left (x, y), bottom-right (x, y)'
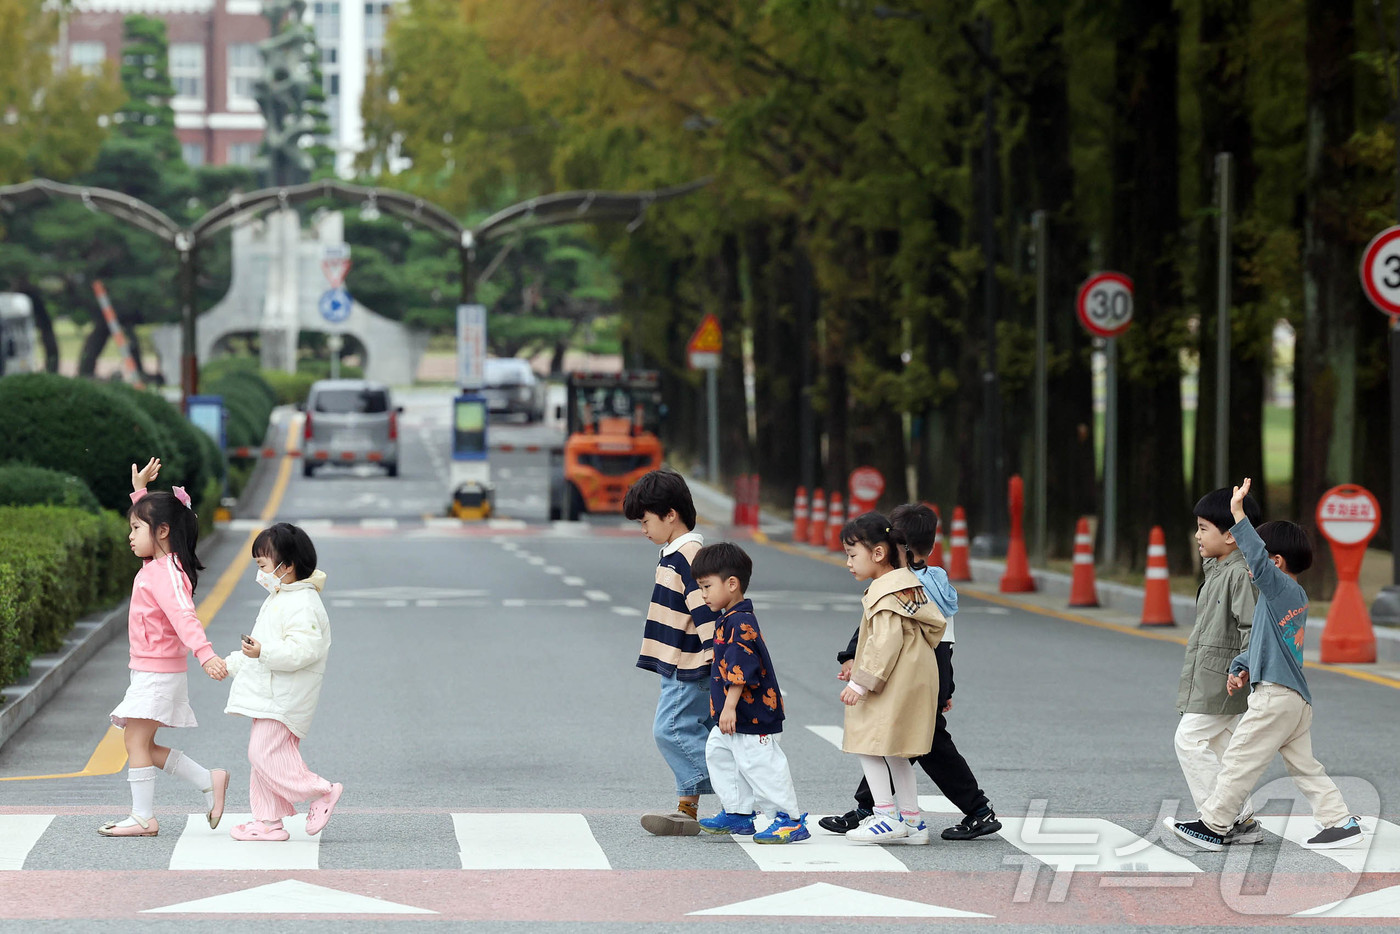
top-left (1164, 817), bottom-right (1224, 851)
top-left (941, 807), bottom-right (1002, 841)
top-left (818, 808), bottom-right (871, 834)
top-left (1304, 817), bottom-right (1363, 850)
top-left (1223, 817), bottom-right (1264, 845)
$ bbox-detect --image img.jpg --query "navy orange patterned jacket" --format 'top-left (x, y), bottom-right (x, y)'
top-left (709, 599), bottom-right (785, 734)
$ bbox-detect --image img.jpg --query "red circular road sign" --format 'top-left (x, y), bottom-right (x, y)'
top-left (1315, 484), bottom-right (1381, 546)
top-left (848, 466), bottom-right (885, 503)
top-left (1076, 272), bottom-right (1134, 338)
top-left (1359, 226), bottom-right (1400, 316)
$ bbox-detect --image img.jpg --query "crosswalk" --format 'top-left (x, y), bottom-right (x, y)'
top-left (0, 806), bottom-right (1390, 875)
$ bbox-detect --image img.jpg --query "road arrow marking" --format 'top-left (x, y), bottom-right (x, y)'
top-left (689, 882), bottom-right (991, 918)
top-left (0, 815), bottom-right (53, 870)
top-left (144, 879), bottom-right (436, 914)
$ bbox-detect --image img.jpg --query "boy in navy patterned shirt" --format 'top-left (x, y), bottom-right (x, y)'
top-left (692, 543), bottom-right (809, 844)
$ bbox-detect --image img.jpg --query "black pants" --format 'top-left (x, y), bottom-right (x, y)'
top-left (853, 643), bottom-right (990, 817)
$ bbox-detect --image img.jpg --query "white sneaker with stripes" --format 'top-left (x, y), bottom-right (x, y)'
top-left (844, 812), bottom-right (909, 845)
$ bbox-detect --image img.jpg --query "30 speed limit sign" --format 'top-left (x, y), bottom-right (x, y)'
top-left (1360, 226), bottom-right (1400, 316)
top-left (1076, 271), bottom-right (1134, 338)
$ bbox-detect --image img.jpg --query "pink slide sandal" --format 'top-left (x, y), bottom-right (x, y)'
top-left (305, 783), bottom-right (343, 835)
top-left (229, 820), bottom-right (290, 842)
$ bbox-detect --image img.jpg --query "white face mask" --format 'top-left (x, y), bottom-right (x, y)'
top-left (255, 563), bottom-right (285, 594)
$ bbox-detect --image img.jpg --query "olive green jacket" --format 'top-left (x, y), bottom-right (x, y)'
top-left (1176, 549), bottom-right (1257, 715)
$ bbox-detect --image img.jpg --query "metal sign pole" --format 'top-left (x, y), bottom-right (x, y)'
top-left (706, 367), bottom-right (720, 483)
top-left (1214, 152), bottom-right (1232, 489)
top-left (1104, 336), bottom-right (1118, 566)
top-left (1032, 210), bottom-right (1048, 565)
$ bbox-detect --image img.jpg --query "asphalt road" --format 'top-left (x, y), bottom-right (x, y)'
top-left (2, 388), bottom-right (1399, 932)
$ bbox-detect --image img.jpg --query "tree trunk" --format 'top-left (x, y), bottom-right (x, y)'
top-left (1193, 0), bottom-right (1268, 512)
top-left (1110, 0), bottom-right (1190, 572)
top-left (1296, 0), bottom-right (1358, 597)
top-left (18, 286), bottom-right (60, 374)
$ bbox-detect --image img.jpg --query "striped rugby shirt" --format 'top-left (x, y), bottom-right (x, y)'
top-left (635, 531), bottom-right (717, 680)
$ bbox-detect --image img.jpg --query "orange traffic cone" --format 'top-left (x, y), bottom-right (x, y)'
top-left (999, 475), bottom-right (1035, 592)
top-left (808, 490), bottom-right (827, 546)
top-left (948, 506), bottom-right (972, 581)
top-left (1068, 517), bottom-right (1100, 607)
top-left (793, 486), bottom-right (809, 541)
top-left (1140, 525), bottom-right (1175, 626)
top-left (827, 492), bottom-right (845, 552)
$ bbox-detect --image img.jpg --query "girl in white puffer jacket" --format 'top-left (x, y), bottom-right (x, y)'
top-left (224, 523), bottom-right (343, 841)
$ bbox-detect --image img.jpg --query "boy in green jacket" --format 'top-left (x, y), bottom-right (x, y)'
top-left (1174, 487), bottom-right (1260, 844)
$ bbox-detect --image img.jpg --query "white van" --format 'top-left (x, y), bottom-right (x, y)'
top-left (482, 357), bottom-right (544, 422)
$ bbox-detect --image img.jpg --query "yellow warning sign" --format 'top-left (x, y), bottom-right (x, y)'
top-left (687, 313), bottom-right (723, 354)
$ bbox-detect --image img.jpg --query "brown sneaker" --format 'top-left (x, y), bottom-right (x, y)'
top-left (640, 810), bottom-right (701, 836)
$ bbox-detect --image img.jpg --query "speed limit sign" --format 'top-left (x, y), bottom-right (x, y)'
top-left (1360, 226), bottom-right (1400, 316)
top-left (1076, 272), bottom-right (1134, 338)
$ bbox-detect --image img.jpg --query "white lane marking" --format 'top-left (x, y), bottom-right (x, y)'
top-left (296, 520), bottom-right (336, 532)
top-left (1254, 816), bottom-right (1394, 872)
top-left (488, 519), bottom-right (529, 530)
top-left (805, 725), bottom-right (844, 749)
top-left (736, 825), bottom-right (910, 872)
top-left (544, 567), bottom-right (564, 576)
top-left (361, 518), bottom-right (398, 530)
top-left (583, 590), bottom-right (612, 602)
top-left (416, 599), bottom-right (439, 607)
top-left (453, 813), bottom-right (610, 869)
top-left (145, 879), bottom-right (436, 914)
top-left (562, 576), bottom-right (587, 586)
top-left (169, 814), bottom-right (319, 870)
top-left (800, 604), bottom-right (826, 612)
top-left (690, 882), bottom-right (990, 917)
top-left (0, 815), bottom-right (53, 870)
top-left (917, 795), bottom-right (961, 814)
top-left (386, 600), bottom-right (408, 608)
top-left (425, 518), bottom-right (462, 529)
top-left (502, 599), bottom-right (588, 608)
top-left (612, 607), bottom-right (642, 616)
top-left (525, 556), bottom-right (547, 566)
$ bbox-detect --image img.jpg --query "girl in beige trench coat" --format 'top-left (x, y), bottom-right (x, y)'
top-left (837, 513), bottom-right (948, 845)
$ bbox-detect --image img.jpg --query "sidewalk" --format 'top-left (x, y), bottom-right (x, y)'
top-left (683, 474), bottom-right (1400, 688)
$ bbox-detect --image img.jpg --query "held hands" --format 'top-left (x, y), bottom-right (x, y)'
top-left (837, 659), bottom-right (853, 682)
top-left (241, 636), bottom-right (261, 659)
top-left (1230, 478), bottom-right (1252, 523)
top-left (840, 685), bottom-right (863, 706)
top-left (131, 457), bottom-right (162, 492)
top-left (1227, 669), bottom-right (1249, 695)
top-left (943, 698), bottom-right (954, 714)
top-left (202, 657), bottom-right (228, 681)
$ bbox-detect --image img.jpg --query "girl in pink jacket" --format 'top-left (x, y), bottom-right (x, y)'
top-left (99, 457), bottom-right (231, 838)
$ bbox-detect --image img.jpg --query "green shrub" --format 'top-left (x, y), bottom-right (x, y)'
top-left (203, 370), bottom-right (277, 451)
top-left (0, 465), bottom-right (102, 513)
top-left (297, 359), bottom-right (364, 379)
top-left (0, 506), bottom-right (138, 694)
top-left (193, 422), bottom-right (227, 485)
top-left (0, 373), bottom-right (167, 511)
top-left (100, 382), bottom-right (207, 499)
top-left (261, 370), bottom-right (317, 407)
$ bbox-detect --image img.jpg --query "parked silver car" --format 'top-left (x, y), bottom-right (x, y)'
top-left (301, 379), bottom-right (401, 477)
top-left (482, 357), bottom-right (544, 421)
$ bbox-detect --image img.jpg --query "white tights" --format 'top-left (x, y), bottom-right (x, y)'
top-left (857, 754), bottom-right (919, 816)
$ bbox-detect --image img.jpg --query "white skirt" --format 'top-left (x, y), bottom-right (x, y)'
top-left (110, 670), bottom-right (198, 729)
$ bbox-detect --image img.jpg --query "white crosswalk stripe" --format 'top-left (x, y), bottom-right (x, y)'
top-left (170, 814), bottom-right (321, 870)
top-left (453, 813), bottom-right (610, 870)
top-left (0, 815), bottom-right (53, 870)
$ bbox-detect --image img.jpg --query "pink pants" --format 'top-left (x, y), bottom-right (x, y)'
top-left (248, 718), bottom-right (333, 821)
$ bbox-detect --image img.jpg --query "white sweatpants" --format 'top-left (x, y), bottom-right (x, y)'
top-left (705, 727), bottom-right (799, 818)
top-left (1176, 712), bottom-right (1254, 820)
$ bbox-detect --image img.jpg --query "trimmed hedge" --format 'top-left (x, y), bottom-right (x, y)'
top-left (0, 374), bottom-right (167, 511)
top-left (201, 365), bottom-right (276, 451)
top-left (0, 506), bottom-right (138, 695)
top-left (0, 465), bottom-right (101, 513)
top-left (101, 382), bottom-right (210, 501)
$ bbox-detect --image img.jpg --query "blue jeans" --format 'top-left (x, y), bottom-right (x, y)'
top-left (653, 673), bottom-right (715, 796)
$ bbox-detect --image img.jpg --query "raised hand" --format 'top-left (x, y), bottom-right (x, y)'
top-left (131, 457), bottom-right (162, 491)
top-left (1230, 477), bottom-right (1252, 522)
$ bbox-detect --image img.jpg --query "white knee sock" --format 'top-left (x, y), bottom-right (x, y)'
top-left (128, 766), bottom-right (158, 821)
top-left (164, 749), bottom-right (214, 810)
top-left (887, 757), bottom-right (920, 821)
top-left (858, 754), bottom-right (897, 816)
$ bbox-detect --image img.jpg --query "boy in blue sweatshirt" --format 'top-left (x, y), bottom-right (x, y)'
top-left (819, 503), bottom-right (1000, 842)
top-left (1168, 478), bottom-right (1362, 852)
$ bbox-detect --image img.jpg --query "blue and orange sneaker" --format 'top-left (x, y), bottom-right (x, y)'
top-left (698, 810), bottom-right (757, 835)
top-left (754, 812), bottom-right (810, 844)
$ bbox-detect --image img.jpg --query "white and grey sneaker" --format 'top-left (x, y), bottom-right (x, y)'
top-left (1223, 817), bottom-right (1264, 845)
top-left (845, 812), bottom-right (910, 845)
top-left (1304, 817), bottom-right (1364, 850)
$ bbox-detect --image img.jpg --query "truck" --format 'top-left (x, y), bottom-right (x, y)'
top-left (549, 370), bottom-right (664, 521)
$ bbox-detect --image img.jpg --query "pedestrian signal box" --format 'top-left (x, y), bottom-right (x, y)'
top-left (453, 395), bottom-right (487, 461)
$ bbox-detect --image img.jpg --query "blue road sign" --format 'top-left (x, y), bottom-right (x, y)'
top-left (319, 287), bottom-right (352, 323)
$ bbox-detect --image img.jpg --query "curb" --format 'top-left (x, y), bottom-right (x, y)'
top-left (0, 602), bottom-right (129, 753)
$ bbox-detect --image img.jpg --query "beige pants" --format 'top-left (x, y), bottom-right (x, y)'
top-left (1200, 682), bottom-right (1350, 833)
top-left (1175, 712), bottom-right (1254, 819)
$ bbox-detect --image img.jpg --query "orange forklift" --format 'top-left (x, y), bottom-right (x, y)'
top-left (549, 370), bottom-right (664, 521)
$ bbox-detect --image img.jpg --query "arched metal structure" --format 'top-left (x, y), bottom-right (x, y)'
top-left (0, 176), bottom-right (708, 398)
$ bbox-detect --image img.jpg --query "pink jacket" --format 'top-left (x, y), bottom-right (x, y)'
top-left (126, 490), bottom-right (216, 672)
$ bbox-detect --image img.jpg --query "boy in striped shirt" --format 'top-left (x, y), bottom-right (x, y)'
top-left (625, 469), bottom-right (719, 835)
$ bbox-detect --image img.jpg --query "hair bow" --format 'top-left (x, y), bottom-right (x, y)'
top-left (172, 486), bottom-right (192, 509)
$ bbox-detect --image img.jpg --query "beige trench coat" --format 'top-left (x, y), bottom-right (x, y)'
top-left (842, 567), bottom-right (948, 758)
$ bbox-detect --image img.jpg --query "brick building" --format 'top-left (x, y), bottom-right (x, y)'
top-left (61, 0), bottom-right (393, 176)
